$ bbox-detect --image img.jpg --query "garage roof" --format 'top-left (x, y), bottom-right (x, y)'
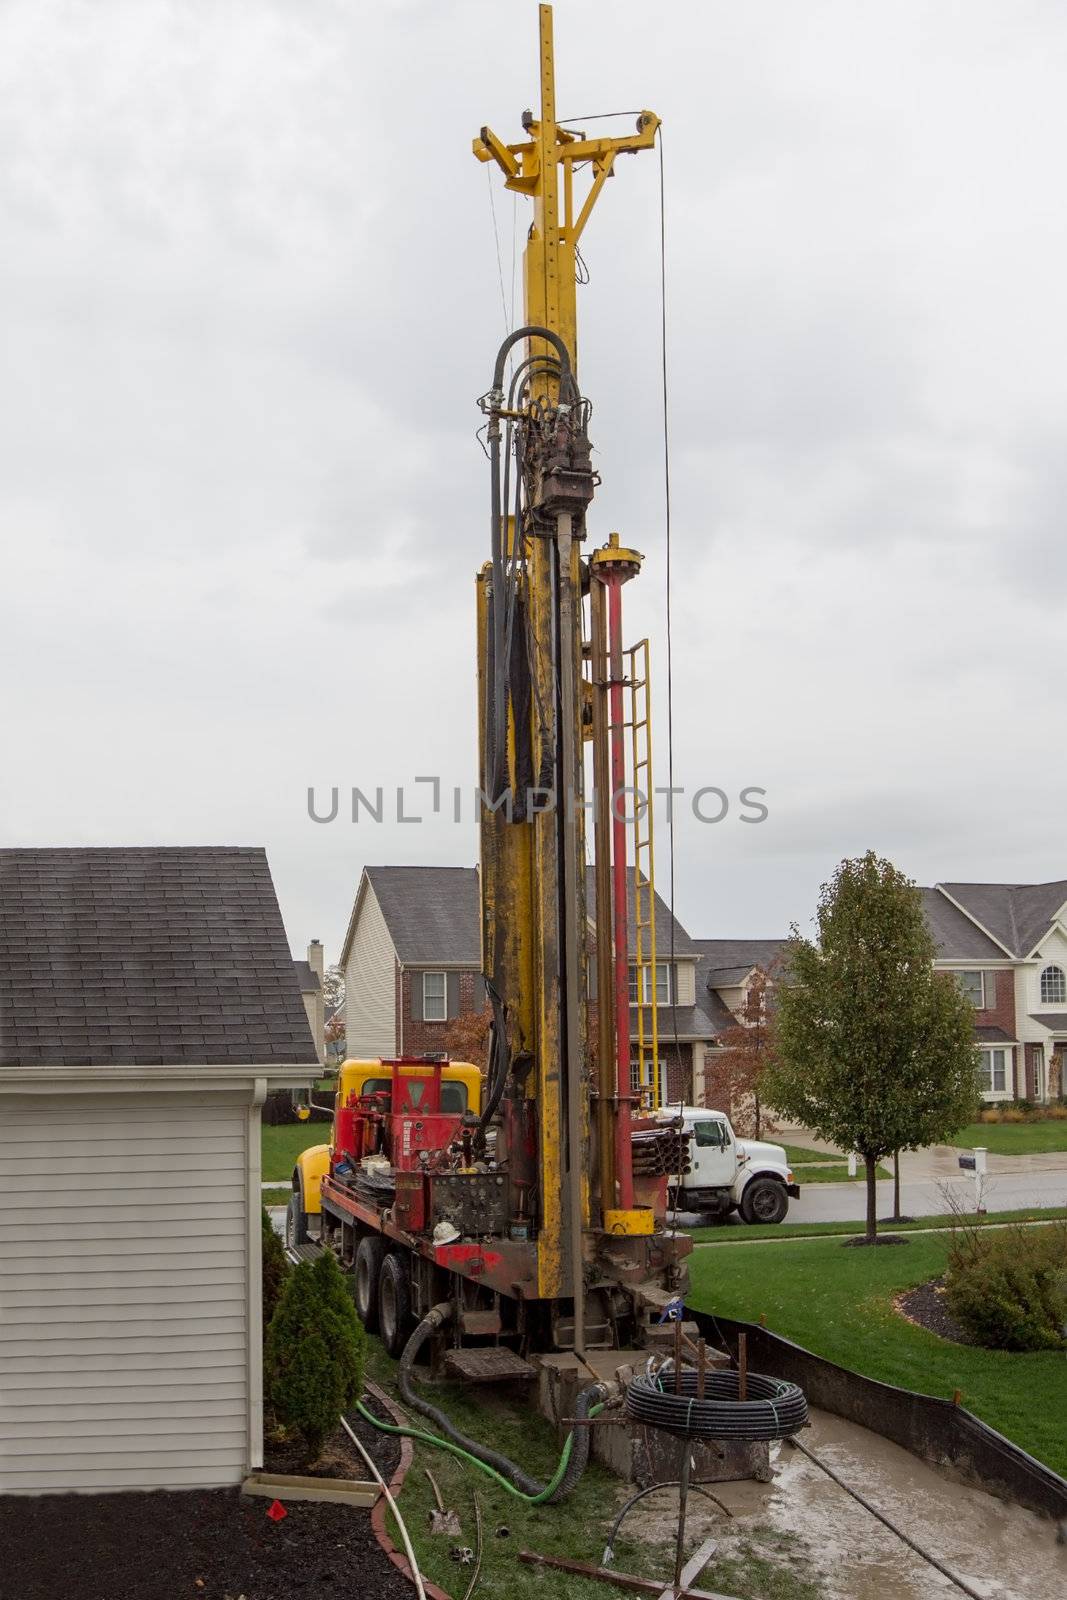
top-left (0, 847), bottom-right (319, 1068)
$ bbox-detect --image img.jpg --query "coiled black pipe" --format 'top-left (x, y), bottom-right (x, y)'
top-left (626, 1368), bottom-right (808, 1441)
top-left (398, 1302), bottom-right (607, 1501)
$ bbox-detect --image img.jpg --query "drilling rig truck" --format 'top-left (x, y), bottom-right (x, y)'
top-left (287, 4), bottom-right (741, 1376)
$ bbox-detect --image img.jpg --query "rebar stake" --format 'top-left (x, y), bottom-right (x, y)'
top-left (673, 1437), bottom-right (692, 1587)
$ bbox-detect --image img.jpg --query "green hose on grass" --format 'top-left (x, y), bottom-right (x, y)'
top-left (355, 1398), bottom-right (605, 1506)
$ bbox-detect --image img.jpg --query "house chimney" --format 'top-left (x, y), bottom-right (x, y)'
top-left (308, 939), bottom-right (324, 981)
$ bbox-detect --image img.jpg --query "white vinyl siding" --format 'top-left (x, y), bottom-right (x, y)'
top-left (0, 1094), bottom-right (250, 1494)
top-left (674, 962), bottom-right (696, 1007)
top-left (344, 880), bottom-right (397, 1058)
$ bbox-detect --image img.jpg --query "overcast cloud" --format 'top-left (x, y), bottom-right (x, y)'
top-left (2, 0), bottom-right (1065, 956)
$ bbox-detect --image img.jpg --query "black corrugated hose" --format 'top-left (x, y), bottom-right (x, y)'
top-left (398, 1302), bottom-right (607, 1501)
top-left (626, 1367), bottom-right (808, 1441)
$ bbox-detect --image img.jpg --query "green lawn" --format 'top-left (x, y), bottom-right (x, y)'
top-left (782, 1142), bottom-right (843, 1164)
top-left (687, 1231), bottom-right (1067, 1476)
top-left (688, 1205), bottom-right (1067, 1244)
top-left (261, 1122), bottom-right (328, 1184)
top-left (950, 1120), bottom-right (1067, 1154)
top-left (776, 1142), bottom-right (889, 1183)
top-left (795, 1161), bottom-right (891, 1185)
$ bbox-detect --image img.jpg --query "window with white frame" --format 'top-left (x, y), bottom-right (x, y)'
top-left (1040, 964), bottom-right (1066, 1004)
top-left (629, 1056), bottom-right (668, 1106)
top-left (980, 1047), bottom-right (1008, 1096)
top-left (422, 970), bottom-right (447, 1021)
top-left (628, 963), bottom-right (672, 1005)
top-left (957, 970), bottom-right (990, 1008)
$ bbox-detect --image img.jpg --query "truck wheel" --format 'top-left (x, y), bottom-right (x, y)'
top-left (354, 1235), bottom-right (385, 1332)
top-left (740, 1178), bottom-right (788, 1225)
top-left (378, 1251), bottom-right (413, 1360)
top-left (285, 1191), bottom-right (309, 1248)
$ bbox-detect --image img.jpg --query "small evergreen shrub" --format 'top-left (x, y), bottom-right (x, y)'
top-left (945, 1223), bottom-right (1067, 1352)
top-left (265, 1252), bottom-right (367, 1461)
top-left (261, 1207), bottom-right (290, 1338)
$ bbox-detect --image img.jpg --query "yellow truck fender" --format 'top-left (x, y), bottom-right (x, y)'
top-left (293, 1144), bottom-right (330, 1216)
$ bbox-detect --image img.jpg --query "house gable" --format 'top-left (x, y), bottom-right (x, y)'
top-left (341, 871), bottom-right (399, 1060)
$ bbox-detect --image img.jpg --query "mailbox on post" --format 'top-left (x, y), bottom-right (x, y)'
top-left (958, 1146), bottom-right (987, 1212)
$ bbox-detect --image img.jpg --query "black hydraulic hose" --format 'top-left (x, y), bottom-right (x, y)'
top-left (507, 354), bottom-right (561, 409)
top-left (471, 983), bottom-right (509, 1153)
top-left (492, 325), bottom-right (575, 400)
top-left (486, 332), bottom-right (575, 796)
top-left (488, 414), bottom-right (507, 796)
top-left (625, 1369), bottom-right (808, 1441)
top-left (398, 1302), bottom-right (606, 1501)
top-left (602, 1479), bottom-right (733, 1566)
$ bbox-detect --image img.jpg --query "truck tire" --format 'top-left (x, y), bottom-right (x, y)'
top-left (285, 1191), bottom-right (309, 1248)
top-left (378, 1251), bottom-right (413, 1360)
top-left (354, 1234), bottom-right (385, 1332)
top-left (740, 1177), bottom-right (788, 1225)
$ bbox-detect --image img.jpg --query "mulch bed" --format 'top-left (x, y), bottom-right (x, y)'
top-left (1, 1483), bottom-right (415, 1600)
top-left (3, 1399), bottom-right (412, 1600)
top-left (897, 1275), bottom-right (976, 1345)
top-left (263, 1395), bottom-right (401, 1483)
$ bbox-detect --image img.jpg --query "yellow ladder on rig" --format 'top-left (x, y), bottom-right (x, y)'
top-left (627, 639), bottom-right (661, 1111)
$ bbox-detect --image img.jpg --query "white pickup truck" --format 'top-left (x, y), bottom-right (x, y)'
top-left (657, 1106), bottom-right (800, 1224)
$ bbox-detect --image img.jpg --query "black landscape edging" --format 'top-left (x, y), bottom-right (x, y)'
top-left (690, 1309), bottom-right (1067, 1522)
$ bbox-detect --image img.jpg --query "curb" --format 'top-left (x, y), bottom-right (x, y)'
top-left (364, 1379), bottom-right (454, 1600)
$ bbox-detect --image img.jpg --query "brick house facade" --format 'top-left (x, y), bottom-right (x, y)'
top-left (922, 880), bottom-right (1067, 1103)
top-left (339, 864), bottom-right (745, 1106)
top-left (399, 967), bottom-right (488, 1057)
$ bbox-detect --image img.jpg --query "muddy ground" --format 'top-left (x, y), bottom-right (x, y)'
top-left (635, 1406), bottom-right (1067, 1600)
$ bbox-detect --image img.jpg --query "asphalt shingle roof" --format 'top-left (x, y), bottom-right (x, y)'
top-left (1028, 1013), bottom-right (1067, 1033)
top-left (0, 847), bottom-right (318, 1069)
top-left (695, 938), bottom-right (789, 989)
top-left (921, 888), bottom-right (1007, 961)
top-left (358, 864), bottom-right (695, 968)
top-left (938, 880), bottom-right (1067, 959)
top-left (586, 868), bottom-right (696, 961)
top-left (366, 866), bottom-right (482, 967)
top-left (293, 960), bottom-right (321, 993)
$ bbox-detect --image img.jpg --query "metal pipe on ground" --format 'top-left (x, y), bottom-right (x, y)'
top-left (786, 1435), bottom-right (986, 1600)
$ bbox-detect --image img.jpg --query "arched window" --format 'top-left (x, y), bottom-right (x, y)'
top-left (1040, 964), bottom-right (1066, 1004)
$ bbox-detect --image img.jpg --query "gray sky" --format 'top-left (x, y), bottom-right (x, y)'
top-left (3, 0), bottom-right (1065, 960)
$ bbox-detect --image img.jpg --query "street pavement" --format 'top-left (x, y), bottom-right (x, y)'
top-left (787, 1164), bottom-right (1067, 1223)
top-left (771, 1129), bottom-right (1067, 1224)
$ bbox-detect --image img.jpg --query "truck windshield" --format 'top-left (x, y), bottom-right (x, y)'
top-left (363, 1077), bottom-right (468, 1114)
top-left (693, 1120), bottom-right (729, 1149)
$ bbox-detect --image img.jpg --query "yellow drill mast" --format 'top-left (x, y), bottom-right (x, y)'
top-left (472, 6), bottom-right (667, 1352)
